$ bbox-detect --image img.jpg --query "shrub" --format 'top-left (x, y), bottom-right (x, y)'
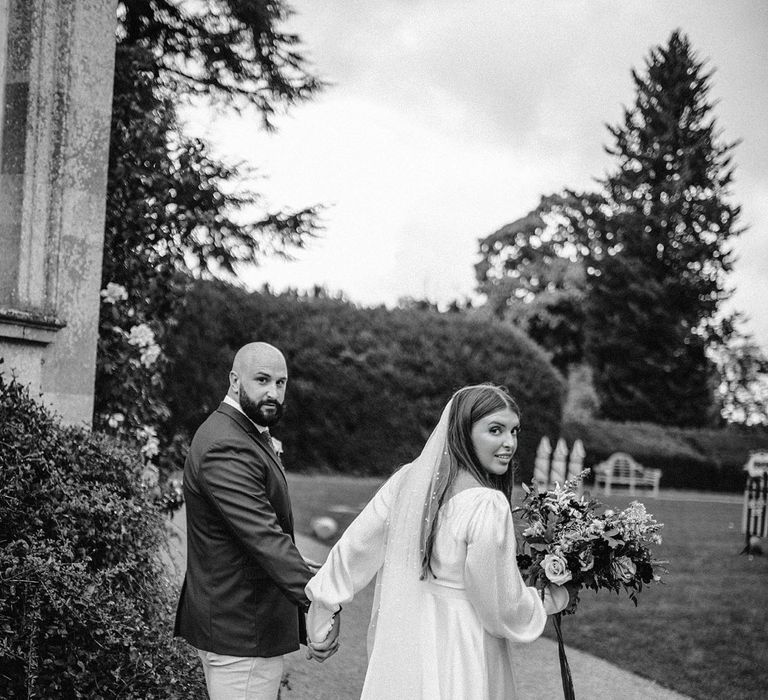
top-left (0, 374), bottom-right (204, 698)
top-left (163, 280), bottom-right (566, 482)
top-left (562, 418), bottom-right (768, 491)
top-left (667, 424), bottom-right (768, 490)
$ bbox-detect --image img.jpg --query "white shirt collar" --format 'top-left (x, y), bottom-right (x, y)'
top-left (223, 394), bottom-right (269, 434)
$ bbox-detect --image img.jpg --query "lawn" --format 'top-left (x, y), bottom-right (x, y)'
top-left (286, 473), bottom-right (768, 700)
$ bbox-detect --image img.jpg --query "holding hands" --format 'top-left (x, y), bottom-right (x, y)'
top-left (305, 611), bottom-right (341, 662)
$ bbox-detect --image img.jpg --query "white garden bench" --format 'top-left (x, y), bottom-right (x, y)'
top-left (593, 452), bottom-right (661, 498)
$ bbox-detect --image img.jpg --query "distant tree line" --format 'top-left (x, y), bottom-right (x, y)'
top-left (162, 280), bottom-right (566, 482)
top-left (157, 280), bottom-right (763, 491)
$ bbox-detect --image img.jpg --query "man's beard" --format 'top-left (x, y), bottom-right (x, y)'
top-left (239, 387), bottom-right (284, 427)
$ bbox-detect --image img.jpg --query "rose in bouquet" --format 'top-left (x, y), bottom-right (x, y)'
top-left (513, 471), bottom-right (665, 699)
top-left (515, 470), bottom-right (664, 609)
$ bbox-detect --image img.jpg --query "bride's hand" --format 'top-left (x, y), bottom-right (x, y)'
top-left (306, 612), bottom-right (341, 662)
top-left (543, 584), bottom-right (570, 615)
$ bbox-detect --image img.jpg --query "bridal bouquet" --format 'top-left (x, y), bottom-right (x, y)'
top-left (513, 471), bottom-right (665, 700)
top-left (514, 470), bottom-right (664, 608)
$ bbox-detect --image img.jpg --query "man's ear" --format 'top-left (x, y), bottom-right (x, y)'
top-left (228, 371), bottom-right (239, 396)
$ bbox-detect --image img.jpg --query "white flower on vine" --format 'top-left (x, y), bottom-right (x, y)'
top-left (142, 436), bottom-right (160, 459)
top-left (137, 425), bottom-right (160, 459)
top-left (100, 282), bottom-right (128, 304)
top-left (107, 413), bottom-right (125, 429)
top-left (140, 343), bottom-right (161, 367)
top-left (127, 323), bottom-right (155, 348)
top-left (141, 463), bottom-right (159, 487)
top-left (137, 425), bottom-right (156, 439)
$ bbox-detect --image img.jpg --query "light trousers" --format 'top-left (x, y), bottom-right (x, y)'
top-left (196, 648), bottom-right (284, 700)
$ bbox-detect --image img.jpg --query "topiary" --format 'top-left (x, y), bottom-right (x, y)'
top-left (0, 372), bottom-right (204, 698)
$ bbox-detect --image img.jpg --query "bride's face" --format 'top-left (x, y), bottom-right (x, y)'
top-left (469, 407), bottom-right (520, 475)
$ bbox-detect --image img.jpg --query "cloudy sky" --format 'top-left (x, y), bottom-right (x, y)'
top-left (185, 0), bottom-right (768, 350)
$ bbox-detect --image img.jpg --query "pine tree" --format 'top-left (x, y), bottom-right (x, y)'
top-left (585, 30), bottom-right (741, 426)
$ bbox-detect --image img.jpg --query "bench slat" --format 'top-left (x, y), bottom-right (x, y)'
top-left (593, 452), bottom-right (661, 497)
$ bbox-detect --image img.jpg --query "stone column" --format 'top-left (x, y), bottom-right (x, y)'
top-left (0, 0), bottom-right (117, 425)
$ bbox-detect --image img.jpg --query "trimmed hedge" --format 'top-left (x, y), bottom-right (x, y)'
top-left (0, 373), bottom-right (204, 698)
top-left (562, 418), bottom-right (768, 492)
top-left (164, 280), bottom-right (566, 482)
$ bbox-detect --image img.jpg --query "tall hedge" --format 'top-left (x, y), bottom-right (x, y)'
top-left (0, 374), bottom-right (203, 698)
top-left (562, 418), bottom-right (768, 492)
top-left (163, 280), bottom-right (566, 481)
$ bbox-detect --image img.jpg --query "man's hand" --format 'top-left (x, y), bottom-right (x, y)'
top-left (305, 612), bottom-right (340, 662)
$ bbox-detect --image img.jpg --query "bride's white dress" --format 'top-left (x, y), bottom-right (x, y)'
top-left (306, 472), bottom-right (554, 699)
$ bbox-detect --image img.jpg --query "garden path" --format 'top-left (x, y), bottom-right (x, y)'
top-left (283, 533), bottom-right (691, 700)
top-left (168, 508), bottom-right (691, 699)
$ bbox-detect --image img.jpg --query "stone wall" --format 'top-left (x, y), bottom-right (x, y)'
top-left (0, 0), bottom-right (117, 426)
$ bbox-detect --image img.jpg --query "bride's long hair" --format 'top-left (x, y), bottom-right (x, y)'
top-left (419, 384), bottom-right (520, 578)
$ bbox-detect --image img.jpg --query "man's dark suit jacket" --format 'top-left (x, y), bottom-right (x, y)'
top-left (174, 401), bottom-right (312, 657)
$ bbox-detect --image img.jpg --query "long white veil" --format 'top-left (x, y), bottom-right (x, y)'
top-left (361, 399), bottom-right (453, 697)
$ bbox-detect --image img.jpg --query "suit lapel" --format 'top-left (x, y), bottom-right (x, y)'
top-left (216, 402), bottom-right (287, 486)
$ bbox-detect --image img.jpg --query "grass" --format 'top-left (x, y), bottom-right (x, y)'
top-left (286, 473), bottom-right (768, 700)
top-left (553, 495), bottom-right (768, 700)
top-left (288, 473), bottom-right (384, 546)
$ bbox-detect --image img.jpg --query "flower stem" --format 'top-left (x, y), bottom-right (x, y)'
top-left (553, 612), bottom-right (576, 700)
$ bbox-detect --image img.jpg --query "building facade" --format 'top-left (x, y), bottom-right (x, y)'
top-left (0, 0), bottom-right (117, 425)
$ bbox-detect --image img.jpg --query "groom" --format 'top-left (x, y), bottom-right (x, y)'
top-left (175, 342), bottom-right (339, 699)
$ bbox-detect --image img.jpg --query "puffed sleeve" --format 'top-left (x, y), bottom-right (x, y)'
top-left (305, 466), bottom-right (406, 642)
top-left (464, 490), bottom-right (551, 642)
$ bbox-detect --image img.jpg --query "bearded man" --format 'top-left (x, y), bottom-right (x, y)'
top-left (175, 342), bottom-right (339, 699)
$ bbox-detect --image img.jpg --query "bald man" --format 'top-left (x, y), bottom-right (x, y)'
top-left (175, 343), bottom-right (339, 699)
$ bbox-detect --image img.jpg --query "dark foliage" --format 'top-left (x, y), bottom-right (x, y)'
top-left (96, 1), bottom-right (322, 467)
top-left (562, 417), bottom-right (768, 492)
top-left (584, 31), bottom-right (741, 426)
top-left (477, 32), bottom-right (745, 427)
top-left (117, 0), bottom-right (322, 123)
top-left (0, 374), bottom-right (203, 698)
top-left (475, 198), bottom-right (593, 373)
top-left (162, 280), bottom-right (566, 482)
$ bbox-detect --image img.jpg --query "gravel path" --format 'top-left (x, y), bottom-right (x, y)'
top-left (285, 533), bottom-right (691, 700)
top-left (168, 509), bottom-right (691, 699)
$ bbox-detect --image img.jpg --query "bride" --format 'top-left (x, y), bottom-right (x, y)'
top-left (305, 384), bottom-right (569, 698)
